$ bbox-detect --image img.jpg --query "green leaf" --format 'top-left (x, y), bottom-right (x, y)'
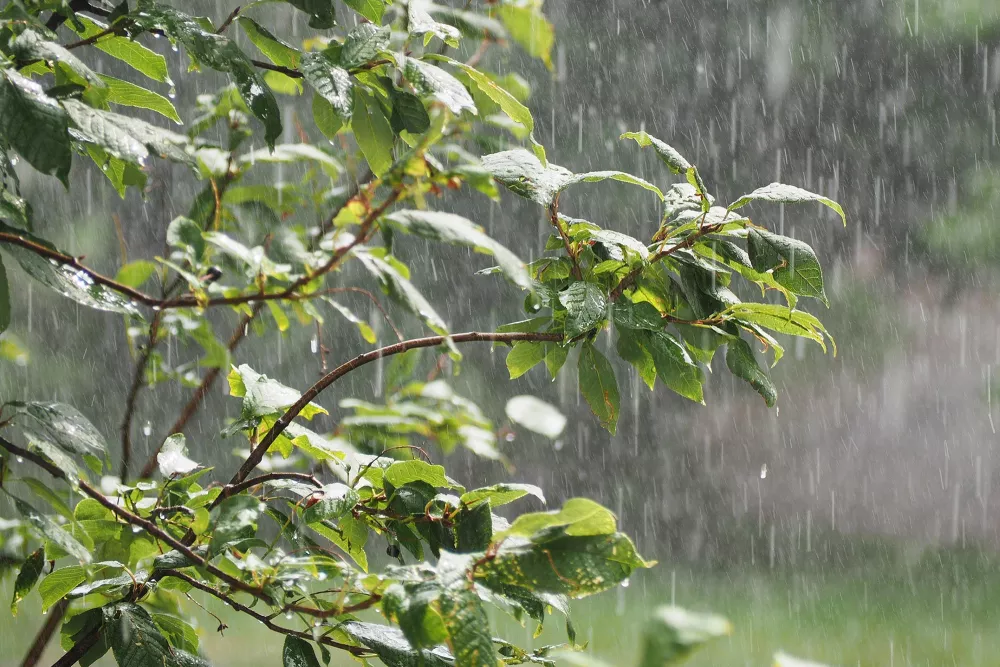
top-left (617, 330), bottom-right (656, 390)
top-left (722, 303), bottom-right (831, 352)
top-left (283, 636), bottom-right (322, 667)
top-left (638, 606), bottom-right (732, 667)
top-left (505, 395), bottom-right (566, 439)
top-left (152, 614), bottom-right (199, 653)
top-left (500, 498), bottom-right (617, 539)
top-left (386, 210), bottom-right (530, 289)
top-left (505, 341), bottom-right (546, 379)
top-left (38, 565), bottom-right (86, 610)
top-left (461, 483), bottom-right (545, 508)
top-left (340, 23), bottom-right (391, 69)
top-left (620, 130), bottom-right (692, 173)
top-left (228, 363), bottom-right (328, 420)
top-left (613, 300), bottom-right (663, 331)
top-left (390, 90), bottom-right (431, 134)
top-left (428, 55), bottom-right (545, 161)
top-left (578, 343), bottom-right (620, 434)
top-left (63, 99), bottom-right (192, 166)
top-left (726, 337), bottom-right (777, 407)
top-left (404, 58), bottom-right (476, 116)
top-left (339, 621), bottom-right (454, 667)
top-left (287, 0), bottom-right (337, 29)
top-left (0, 251), bottom-right (9, 334)
top-left (478, 531), bottom-right (652, 597)
top-left (156, 434), bottom-right (199, 477)
top-left (12, 29), bottom-right (105, 89)
top-left (71, 17), bottom-right (169, 82)
top-left (351, 88), bottom-right (394, 176)
top-left (114, 260), bottom-right (157, 289)
top-left (640, 330), bottom-right (705, 403)
top-left (313, 92), bottom-right (344, 140)
top-left (729, 182), bottom-right (847, 226)
top-left (302, 51), bottom-right (353, 124)
top-left (103, 602), bottom-right (175, 667)
top-left (408, 0), bottom-right (461, 46)
top-left (356, 251), bottom-right (449, 335)
top-left (482, 149), bottom-right (661, 207)
top-left (497, 3), bottom-right (555, 69)
top-left (385, 460), bottom-right (450, 488)
top-left (0, 69), bottom-right (71, 184)
top-left (14, 497), bottom-right (91, 563)
top-left (560, 282), bottom-right (606, 338)
top-left (302, 483), bottom-right (360, 524)
top-left (437, 585), bottom-right (498, 667)
top-left (209, 495), bottom-right (262, 555)
top-left (10, 401), bottom-right (108, 460)
top-left (96, 74), bottom-right (180, 123)
top-left (10, 549), bottom-right (44, 616)
top-left (747, 228), bottom-right (827, 304)
top-left (344, 0), bottom-right (387, 22)
top-left (131, 4), bottom-right (282, 147)
top-left (237, 17), bottom-right (300, 68)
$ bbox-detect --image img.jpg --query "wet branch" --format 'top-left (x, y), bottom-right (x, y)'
top-left (158, 569), bottom-right (373, 657)
top-left (224, 331), bottom-right (564, 492)
top-left (119, 310), bottom-right (163, 481)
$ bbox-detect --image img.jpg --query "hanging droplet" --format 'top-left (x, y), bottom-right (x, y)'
top-left (142, 422), bottom-right (152, 437)
top-left (310, 335), bottom-right (319, 354)
top-left (620, 578), bottom-right (631, 588)
top-left (168, 87), bottom-right (177, 99)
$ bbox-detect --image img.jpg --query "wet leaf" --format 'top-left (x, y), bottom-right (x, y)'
top-left (505, 395), bottom-right (566, 439)
top-left (578, 343), bottom-right (619, 434)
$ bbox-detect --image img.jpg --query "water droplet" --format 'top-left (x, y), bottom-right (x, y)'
top-left (168, 87), bottom-right (177, 99)
top-left (310, 335), bottom-right (319, 354)
top-left (760, 464), bottom-right (768, 479)
top-left (284, 611), bottom-right (293, 620)
top-left (131, 525), bottom-right (142, 534)
top-left (620, 578), bottom-right (630, 588)
top-left (504, 432), bottom-right (515, 442)
top-left (15, 456), bottom-right (23, 463)
top-left (316, 571), bottom-right (327, 581)
top-left (554, 439), bottom-right (564, 451)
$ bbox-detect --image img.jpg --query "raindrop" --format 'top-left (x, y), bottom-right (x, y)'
top-left (131, 525), bottom-right (142, 534)
top-left (142, 422), bottom-right (152, 437)
top-left (16, 456), bottom-right (23, 463)
top-left (310, 335), bottom-right (319, 354)
top-left (168, 87), bottom-right (177, 99)
top-left (760, 464), bottom-right (768, 479)
top-left (620, 578), bottom-right (630, 588)
top-left (284, 611), bottom-right (293, 620)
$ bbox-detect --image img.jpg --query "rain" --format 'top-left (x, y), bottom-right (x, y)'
top-left (1, 0), bottom-right (999, 666)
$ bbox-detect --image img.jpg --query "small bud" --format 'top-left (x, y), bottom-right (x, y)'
top-left (201, 266), bottom-right (223, 284)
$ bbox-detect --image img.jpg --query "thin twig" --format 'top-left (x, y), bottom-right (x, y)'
top-left (250, 59), bottom-right (303, 79)
top-left (224, 331), bottom-right (563, 491)
top-left (119, 310), bottom-right (162, 481)
top-left (224, 471), bottom-right (322, 497)
top-left (20, 598), bottom-right (68, 667)
top-left (159, 569), bottom-right (372, 657)
top-left (215, 5), bottom-right (241, 33)
top-left (550, 197), bottom-right (582, 280)
top-left (0, 436), bottom-right (265, 601)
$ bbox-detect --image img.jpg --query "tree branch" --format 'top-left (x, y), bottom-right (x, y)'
top-left (159, 570), bottom-right (372, 657)
top-left (119, 310), bottom-right (163, 481)
top-left (0, 436), bottom-right (266, 601)
top-left (224, 471), bottom-right (322, 497)
top-left (224, 331), bottom-right (563, 491)
top-left (549, 198), bottom-right (582, 281)
top-left (136, 305), bottom-right (263, 479)
top-left (20, 598), bottom-right (68, 667)
top-left (134, 180), bottom-right (388, 479)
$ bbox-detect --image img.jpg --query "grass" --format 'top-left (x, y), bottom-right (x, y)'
top-left (4, 546), bottom-right (1000, 666)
